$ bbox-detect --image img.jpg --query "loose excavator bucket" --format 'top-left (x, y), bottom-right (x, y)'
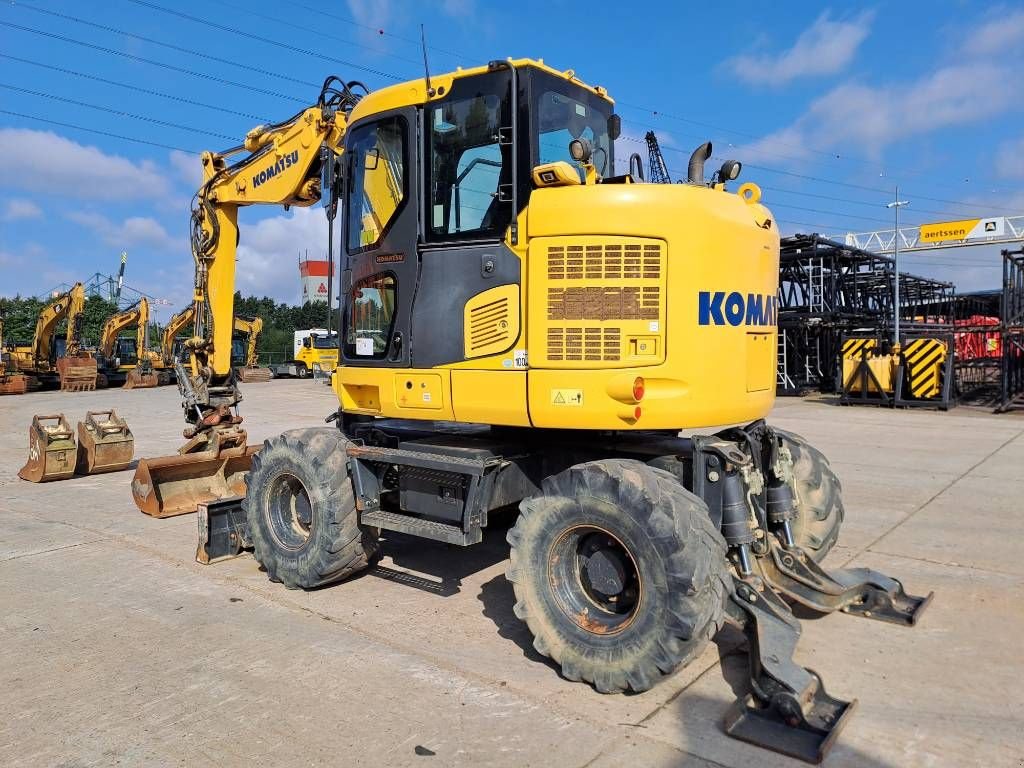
top-left (76, 410), bottom-right (134, 475)
top-left (0, 372), bottom-right (31, 395)
top-left (18, 414), bottom-right (77, 482)
top-left (132, 431), bottom-right (259, 518)
top-left (123, 367), bottom-right (159, 389)
top-left (56, 355), bottom-right (98, 392)
top-left (236, 365), bottom-right (272, 383)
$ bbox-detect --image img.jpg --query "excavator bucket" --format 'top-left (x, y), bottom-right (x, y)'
top-left (56, 355), bottom-right (98, 392)
top-left (75, 410), bottom-right (134, 475)
top-left (18, 414), bottom-right (77, 482)
top-left (123, 367), bottom-right (159, 389)
top-left (131, 444), bottom-right (259, 518)
top-left (0, 372), bottom-right (31, 395)
top-left (236, 365), bottom-right (272, 383)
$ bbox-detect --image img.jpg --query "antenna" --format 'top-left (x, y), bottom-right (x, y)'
top-left (420, 24), bottom-right (435, 97)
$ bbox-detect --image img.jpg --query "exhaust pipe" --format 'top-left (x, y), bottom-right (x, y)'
top-left (687, 141), bottom-right (713, 184)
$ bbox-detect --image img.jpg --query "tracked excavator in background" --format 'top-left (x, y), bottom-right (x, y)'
top-left (131, 61), bottom-right (932, 762)
top-left (9, 282), bottom-right (97, 391)
top-left (232, 315), bottom-right (272, 383)
top-left (97, 297), bottom-right (159, 389)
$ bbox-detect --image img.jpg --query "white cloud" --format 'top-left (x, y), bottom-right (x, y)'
top-left (995, 136), bottom-right (1024, 179)
top-left (738, 60), bottom-right (1022, 163)
top-left (2, 198), bottom-right (43, 222)
top-left (66, 211), bottom-right (178, 252)
top-left (0, 129), bottom-right (173, 202)
top-left (235, 206), bottom-right (328, 303)
top-left (961, 9), bottom-right (1024, 57)
top-left (726, 11), bottom-right (874, 85)
top-left (168, 150), bottom-right (203, 188)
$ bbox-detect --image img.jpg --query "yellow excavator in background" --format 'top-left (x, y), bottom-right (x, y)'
top-left (9, 282), bottom-right (97, 391)
top-left (160, 304), bottom-right (195, 371)
top-left (0, 316), bottom-right (32, 395)
top-left (97, 297), bottom-right (158, 389)
top-left (232, 315), bottom-right (272, 383)
top-left (132, 63), bottom-right (931, 761)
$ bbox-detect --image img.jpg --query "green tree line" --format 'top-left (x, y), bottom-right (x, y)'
top-left (1, 292), bottom-right (333, 363)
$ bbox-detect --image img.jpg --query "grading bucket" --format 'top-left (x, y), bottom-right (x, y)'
top-left (76, 410), bottom-right (134, 475)
top-left (18, 414), bottom-right (77, 482)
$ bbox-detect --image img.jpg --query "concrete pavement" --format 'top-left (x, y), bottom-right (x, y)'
top-left (1, 381), bottom-right (1022, 767)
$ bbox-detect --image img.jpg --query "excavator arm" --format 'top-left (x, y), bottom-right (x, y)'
top-left (29, 282), bottom-right (84, 370)
top-left (183, 77), bottom-right (360, 440)
top-left (132, 77), bottom-right (363, 517)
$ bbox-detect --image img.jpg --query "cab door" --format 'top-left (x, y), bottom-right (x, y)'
top-left (341, 108), bottom-right (418, 368)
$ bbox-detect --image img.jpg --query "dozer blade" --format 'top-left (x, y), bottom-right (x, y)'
top-left (123, 367), bottom-right (158, 389)
top-left (18, 414), bottom-right (77, 482)
top-left (131, 445), bottom-right (259, 518)
top-left (75, 410), bottom-right (134, 475)
top-left (236, 365), bottom-right (272, 383)
top-left (56, 355), bottom-right (98, 392)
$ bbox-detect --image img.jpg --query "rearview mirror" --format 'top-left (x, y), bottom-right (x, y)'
top-left (608, 113), bottom-right (621, 141)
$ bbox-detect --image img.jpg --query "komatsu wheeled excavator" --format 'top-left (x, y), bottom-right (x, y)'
top-left (132, 60), bottom-right (931, 762)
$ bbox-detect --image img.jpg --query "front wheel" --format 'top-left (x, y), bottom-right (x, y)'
top-left (296, 363), bottom-right (309, 379)
top-left (506, 459), bottom-right (730, 694)
top-left (244, 428), bottom-right (378, 589)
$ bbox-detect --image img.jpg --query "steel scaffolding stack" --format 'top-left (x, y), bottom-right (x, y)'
top-left (777, 234), bottom-right (954, 393)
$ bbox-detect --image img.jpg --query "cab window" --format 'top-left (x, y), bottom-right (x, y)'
top-left (346, 117), bottom-right (407, 252)
top-left (345, 273), bottom-right (396, 359)
top-left (426, 72), bottom-right (513, 240)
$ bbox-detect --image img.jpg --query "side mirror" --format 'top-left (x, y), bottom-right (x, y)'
top-left (607, 113), bottom-right (621, 141)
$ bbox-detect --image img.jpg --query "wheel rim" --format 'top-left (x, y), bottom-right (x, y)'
top-left (266, 471), bottom-right (313, 550)
top-left (548, 524), bottom-right (642, 635)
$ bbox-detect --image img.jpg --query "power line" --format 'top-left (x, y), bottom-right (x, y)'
top-left (0, 54), bottom-right (272, 122)
top-left (209, 0), bottom-right (424, 68)
top-left (0, 83), bottom-right (238, 141)
top-left (7, 2), bottom-right (324, 91)
top-left (126, 0), bottom-right (402, 81)
top-left (0, 109), bottom-right (199, 154)
top-left (0, 20), bottom-right (308, 103)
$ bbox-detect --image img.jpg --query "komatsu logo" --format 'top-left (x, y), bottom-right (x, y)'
top-left (252, 150), bottom-right (300, 188)
top-left (698, 291), bottom-right (777, 326)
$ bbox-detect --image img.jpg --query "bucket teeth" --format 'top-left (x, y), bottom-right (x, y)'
top-left (18, 414), bottom-right (77, 482)
top-left (76, 410), bottom-right (134, 475)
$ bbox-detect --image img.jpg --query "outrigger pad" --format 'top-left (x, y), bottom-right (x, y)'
top-left (196, 497), bottom-right (251, 564)
top-left (725, 579), bottom-right (857, 764)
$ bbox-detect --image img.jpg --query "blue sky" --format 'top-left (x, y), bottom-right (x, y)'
top-left (1, 0), bottom-right (1022, 323)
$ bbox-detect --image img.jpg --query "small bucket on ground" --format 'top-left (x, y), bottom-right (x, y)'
top-left (18, 414), bottom-right (77, 482)
top-left (56, 356), bottom-right (98, 392)
top-left (76, 410), bottom-right (134, 475)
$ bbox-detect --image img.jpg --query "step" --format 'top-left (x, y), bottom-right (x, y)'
top-left (360, 509), bottom-right (482, 546)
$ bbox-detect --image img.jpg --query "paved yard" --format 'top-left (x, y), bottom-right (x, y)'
top-left (1, 381), bottom-right (1022, 767)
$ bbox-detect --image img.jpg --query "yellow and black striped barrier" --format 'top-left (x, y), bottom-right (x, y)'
top-left (840, 334), bottom-right (953, 409)
top-left (901, 338), bottom-right (948, 400)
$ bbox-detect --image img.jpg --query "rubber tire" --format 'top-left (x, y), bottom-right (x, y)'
top-left (296, 364), bottom-right (309, 379)
top-left (506, 459), bottom-right (731, 694)
top-left (244, 427), bottom-right (378, 589)
top-left (776, 429), bottom-right (844, 562)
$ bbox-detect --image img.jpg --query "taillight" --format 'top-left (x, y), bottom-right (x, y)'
top-left (632, 377), bottom-right (645, 401)
top-left (634, 406), bottom-right (642, 420)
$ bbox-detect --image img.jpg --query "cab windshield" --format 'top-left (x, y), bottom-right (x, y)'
top-left (311, 334), bottom-right (340, 350)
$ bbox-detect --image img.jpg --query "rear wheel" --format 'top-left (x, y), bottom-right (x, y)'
top-left (244, 428), bottom-right (378, 589)
top-left (507, 459), bottom-right (730, 694)
top-left (777, 430), bottom-right (844, 562)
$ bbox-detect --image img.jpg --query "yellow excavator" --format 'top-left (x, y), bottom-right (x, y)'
top-left (132, 61), bottom-right (931, 761)
top-left (9, 282), bottom-right (97, 391)
top-left (97, 297), bottom-right (159, 389)
top-left (160, 304), bottom-right (195, 371)
top-left (232, 315), bottom-right (272, 383)
top-left (0, 316), bottom-right (32, 395)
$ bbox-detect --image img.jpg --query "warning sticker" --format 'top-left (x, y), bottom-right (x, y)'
top-left (551, 388), bottom-right (583, 406)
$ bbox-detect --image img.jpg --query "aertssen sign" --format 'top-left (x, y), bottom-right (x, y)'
top-left (920, 217), bottom-right (1004, 243)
